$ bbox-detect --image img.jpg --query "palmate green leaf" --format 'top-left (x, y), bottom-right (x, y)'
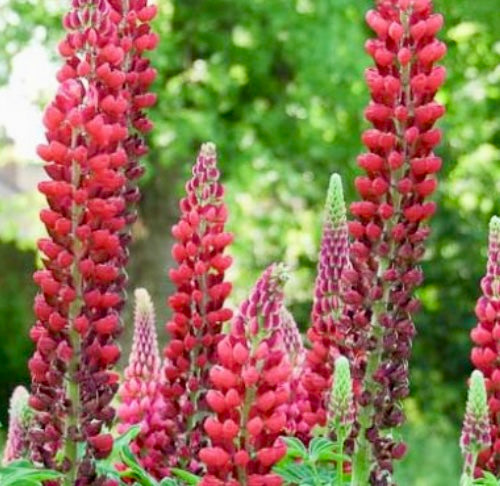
top-left (0, 460), bottom-right (63, 486)
top-left (119, 444), bottom-right (158, 486)
top-left (273, 461), bottom-right (318, 485)
top-left (171, 468), bottom-right (201, 485)
top-left (308, 437), bottom-right (337, 462)
top-left (473, 472), bottom-right (500, 486)
top-left (281, 436), bottom-right (308, 460)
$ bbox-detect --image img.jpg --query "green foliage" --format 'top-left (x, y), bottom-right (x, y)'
top-left (0, 459), bottom-right (63, 485)
top-left (394, 415), bottom-right (461, 485)
top-left (473, 472), bottom-right (500, 486)
top-left (274, 436), bottom-right (351, 486)
top-left (0, 243), bottom-right (36, 425)
top-left (0, 0), bottom-right (61, 83)
top-left (0, 0), bottom-right (500, 483)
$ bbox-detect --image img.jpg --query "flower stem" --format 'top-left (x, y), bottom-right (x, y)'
top-left (336, 430), bottom-right (345, 486)
top-left (460, 450), bottom-right (479, 486)
top-left (63, 131), bottom-right (83, 485)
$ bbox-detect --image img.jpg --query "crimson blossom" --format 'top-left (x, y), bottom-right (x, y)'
top-left (28, 0), bottom-right (157, 482)
top-left (470, 216), bottom-right (500, 475)
top-left (161, 143), bottom-right (234, 471)
top-left (294, 173), bottom-right (349, 439)
top-left (341, 0), bottom-right (446, 482)
top-left (200, 263), bottom-right (291, 486)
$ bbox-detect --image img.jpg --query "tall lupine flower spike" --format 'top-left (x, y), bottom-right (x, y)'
top-left (470, 216), bottom-right (500, 475)
top-left (329, 356), bottom-right (355, 486)
top-left (342, 0), bottom-right (446, 482)
top-left (162, 143), bottom-right (234, 471)
top-left (296, 173), bottom-right (349, 437)
top-left (200, 264), bottom-right (291, 486)
top-left (28, 0), bottom-right (157, 481)
top-left (117, 288), bottom-right (166, 478)
top-left (460, 370), bottom-right (491, 486)
top-left (3, 386), bottom-right (33, 465)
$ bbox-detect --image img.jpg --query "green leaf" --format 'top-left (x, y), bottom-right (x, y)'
top-left (0, 462), bottom-right (63, 486)
top-left (159, 479), bottom-right (179, 486)
top-left (119, 445), bottom-right (158, 486)
top-left (281, 436), bottom-right (308, 459)
top-left (273, 462), bottom-right (318, 485)
top-left (308, 437), bottom-right (336, 462)
top-left (171, 468), bottom-right (201, 485)
top-left (473, 472), bottom-right (500, 486)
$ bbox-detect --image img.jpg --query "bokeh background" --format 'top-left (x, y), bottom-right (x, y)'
top-left (0, 0), bottom-right (499, 483)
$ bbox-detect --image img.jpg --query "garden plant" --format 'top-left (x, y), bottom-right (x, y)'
top-left (0, 0), bottom-right (498, 485)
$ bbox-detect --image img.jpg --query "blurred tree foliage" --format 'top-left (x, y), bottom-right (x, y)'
top-left (0, 0), bottom-right (499, 456)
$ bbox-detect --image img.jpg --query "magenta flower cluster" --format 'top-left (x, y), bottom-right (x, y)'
top-left (19, 1), bottom-right (498, 486)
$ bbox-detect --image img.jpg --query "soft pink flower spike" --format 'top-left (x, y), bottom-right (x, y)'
top-left (200, 263), bottom-right (290, 485)
top-left (162, 142), bottom-right (234, 472)
top-left (3, 386), bottom-right (33, 465)
top-left (117, 288), bottom-right (166, 478)
top-left (124, 288), bottom-right (161, 381)
top-left (295, 173), bottom-right (349, 438)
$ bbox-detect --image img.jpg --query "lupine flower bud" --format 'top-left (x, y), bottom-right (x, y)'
top-left (344, 0), bottom-right (446, 480)
top-left (329, 356), bottom-right (355, 434)
top-left (469, 217), bottom-right (500, 475)
top-left (200, 264), bottom-right (291, 484)
top-left (296, 174), bottom-right (349, 438)
top-left (281, 308), bottom-right (305, 368)
top-left (460, 371), bottom-right (491, 484)
top-left (161, 143), bottom-right (234, 472)
top-left (117, 288), bottom-right (166, 478)
top-left (3, 386), bottom-right (33, 465)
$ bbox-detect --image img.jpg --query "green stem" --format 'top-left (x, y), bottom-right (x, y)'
top-left (237, 384), bottom-right (255, 486)
top-left (336, 431), bottom-right (345, 486)
top-left (63, 131), bottom-right (83, 485)
top-left (460, 450), bottom-right (479, 486)
top-left (351, 406), bottom-right (372, 486)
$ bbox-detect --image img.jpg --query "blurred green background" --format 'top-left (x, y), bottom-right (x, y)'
top-left (0, 0), bottom-right (499, 483)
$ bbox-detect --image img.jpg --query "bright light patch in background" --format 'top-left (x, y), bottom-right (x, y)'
top-left (0, 43), bottom-right (57, 160)
top-left (0, 41), bottom-right (57, 246)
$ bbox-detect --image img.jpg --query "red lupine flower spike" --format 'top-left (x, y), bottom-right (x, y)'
top-left (29, 0), bottom-right (158, 480)
top-left (161, 143), bottom-right (234, 473)
top-left (470, 217), bottom-right (500, 474)
top-left (3, 386), bottom-right (33, 465)
top-left (294, 173), bottom-right (349, 438)
top-left (344, 0), bottom-right (446, 481)
top-left (200, 264), bottom-right (291, 484)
